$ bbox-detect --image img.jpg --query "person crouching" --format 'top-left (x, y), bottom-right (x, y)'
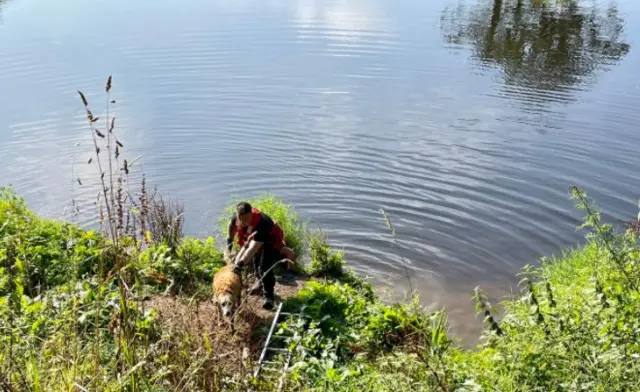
top-left (224, 201), bottom-right (296, 310)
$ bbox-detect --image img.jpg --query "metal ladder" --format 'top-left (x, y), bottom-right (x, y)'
top-left (253, 303), bottom-right (309, 391)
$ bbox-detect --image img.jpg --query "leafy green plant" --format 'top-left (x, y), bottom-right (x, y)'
top-left (177, 236), bottom-right (225, 280)
top-left (137, 236), bottom-right (224, 294)
top-left (441, 186), bottom-right (640, 392)
top-left (361, 300), bottom-right (431, 354)
top-left (1, 187), bottom-right (110, 296)
top-left (307, 229), bottom-right (345, 278)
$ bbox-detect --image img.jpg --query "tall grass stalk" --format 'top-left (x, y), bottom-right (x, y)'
top-left (78, 76), bottom-right (141, 387)
top-left (379, 209), bottom-right (414, 298)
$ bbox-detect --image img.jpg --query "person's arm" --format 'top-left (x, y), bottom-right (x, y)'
top-left (236, 237), bottom-right (263, 265)
top-left (234, 231), bottom-right (260, 266)
top-left (235, 217), bottom-right (270, 266)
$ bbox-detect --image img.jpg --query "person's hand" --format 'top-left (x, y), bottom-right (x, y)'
top-left (232, 263), bottom-right (243, 275)
top-left (233, 250), bottom-right (244, 266)
top-left (233, 232), bottom-right (259, 266)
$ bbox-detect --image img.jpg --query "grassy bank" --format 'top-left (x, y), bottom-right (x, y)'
top-left (259, 188), bottom-right (640, 391)
top-left (1, 77), bottom-right (639, 391)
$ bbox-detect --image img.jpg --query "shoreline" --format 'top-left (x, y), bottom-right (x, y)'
top-left (2, 184), bottom-right (639, 390)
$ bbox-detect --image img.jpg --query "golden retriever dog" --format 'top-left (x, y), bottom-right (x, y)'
top-left (212, 263), bottom-right (242, 328)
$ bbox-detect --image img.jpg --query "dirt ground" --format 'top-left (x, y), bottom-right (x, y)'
top-left (143, 269), bottom-right (310, 373)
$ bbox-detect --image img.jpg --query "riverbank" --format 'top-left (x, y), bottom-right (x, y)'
top-left (1, 184), bottom-right (639, 391)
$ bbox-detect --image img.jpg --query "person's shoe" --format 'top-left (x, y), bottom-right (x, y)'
top-left (262, 297), bottom-right (274, 310)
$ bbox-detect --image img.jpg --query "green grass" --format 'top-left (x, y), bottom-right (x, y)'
top-left (254, 187), bottom-right (640, 391)
top-left (3, 183), bottom-right (640, 391)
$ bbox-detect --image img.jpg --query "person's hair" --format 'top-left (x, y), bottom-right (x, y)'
top-left (236, 201), bottom-right (252, 216)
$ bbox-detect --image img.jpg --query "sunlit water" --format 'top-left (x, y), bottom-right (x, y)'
top-left (1, 0), bottom-right (639, 346)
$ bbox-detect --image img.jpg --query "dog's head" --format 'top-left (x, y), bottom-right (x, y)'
top-left (217, 292), bottom-right (236, 319)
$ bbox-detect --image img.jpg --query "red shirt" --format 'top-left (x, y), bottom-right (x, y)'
top-left (227, 208), bottom-right (285, 250)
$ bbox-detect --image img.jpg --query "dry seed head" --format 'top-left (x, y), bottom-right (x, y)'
top-left (91, 116), bottom-right (100, 123)
top-left (116, 140), bottom-right (123, 148)
top-left (78, 90), bottom-right (88, 106)
top-left (88, 157), bottom-right (92, 164)
top-left (106, 75), bottom-right (112, 93)
top-left (380, 208), bottom-right (395, 235)
top-left (95, 129), bottom-right (105, 138)
top-left (109, 118), bottom-right (116, 133)
top-left (117, 178), bottom-right (124, 233)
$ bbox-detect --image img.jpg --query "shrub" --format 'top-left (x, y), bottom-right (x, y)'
top-left (286, 351), bottom-right (441, 391)
top-left (144, 189), bottom-right (185, 252)
top-left (284, 281), bottom-right (371, 334)
top-left (441, 187), bottom-right (640, 392)
top-left (0, 277), bottom-right (160, 390)
top-left (306, 229), bottom-right (375, 299)
top-left (137, 236), bottom-right (224, 294)
top-left (177, 236), bottom-right (226, 280)
top-left (280, 279), bottom-right (452, 391)
top-left (361, 301), bottom-right (432, 354)
top-left (307, 229), bottom-right (345, 278)
top-left (0, 187), bottom-right (110, 296)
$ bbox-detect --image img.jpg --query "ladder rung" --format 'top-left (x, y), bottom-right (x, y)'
top-left (278, 313), bottom-right (311, 320)
top-left (278, 312), bottom-right (303, 318)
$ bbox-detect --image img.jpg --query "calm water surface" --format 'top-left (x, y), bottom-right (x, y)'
top-left (1, 0), bottom-right (639, 346)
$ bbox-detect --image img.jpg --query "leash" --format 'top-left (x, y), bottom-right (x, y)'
top-left (225, 230), bottom-right (294, 325)
top-left (229, 258), bottom-right (289, 326)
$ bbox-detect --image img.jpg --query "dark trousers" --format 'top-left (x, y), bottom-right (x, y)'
top-left (253, 246), bottom-right (278, 300)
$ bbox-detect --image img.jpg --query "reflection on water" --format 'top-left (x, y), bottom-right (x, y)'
top-left (441, 0), bottom-right (631, 110)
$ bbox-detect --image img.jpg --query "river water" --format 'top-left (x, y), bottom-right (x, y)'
top-left (1, 0), bottom-right (639, 346)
